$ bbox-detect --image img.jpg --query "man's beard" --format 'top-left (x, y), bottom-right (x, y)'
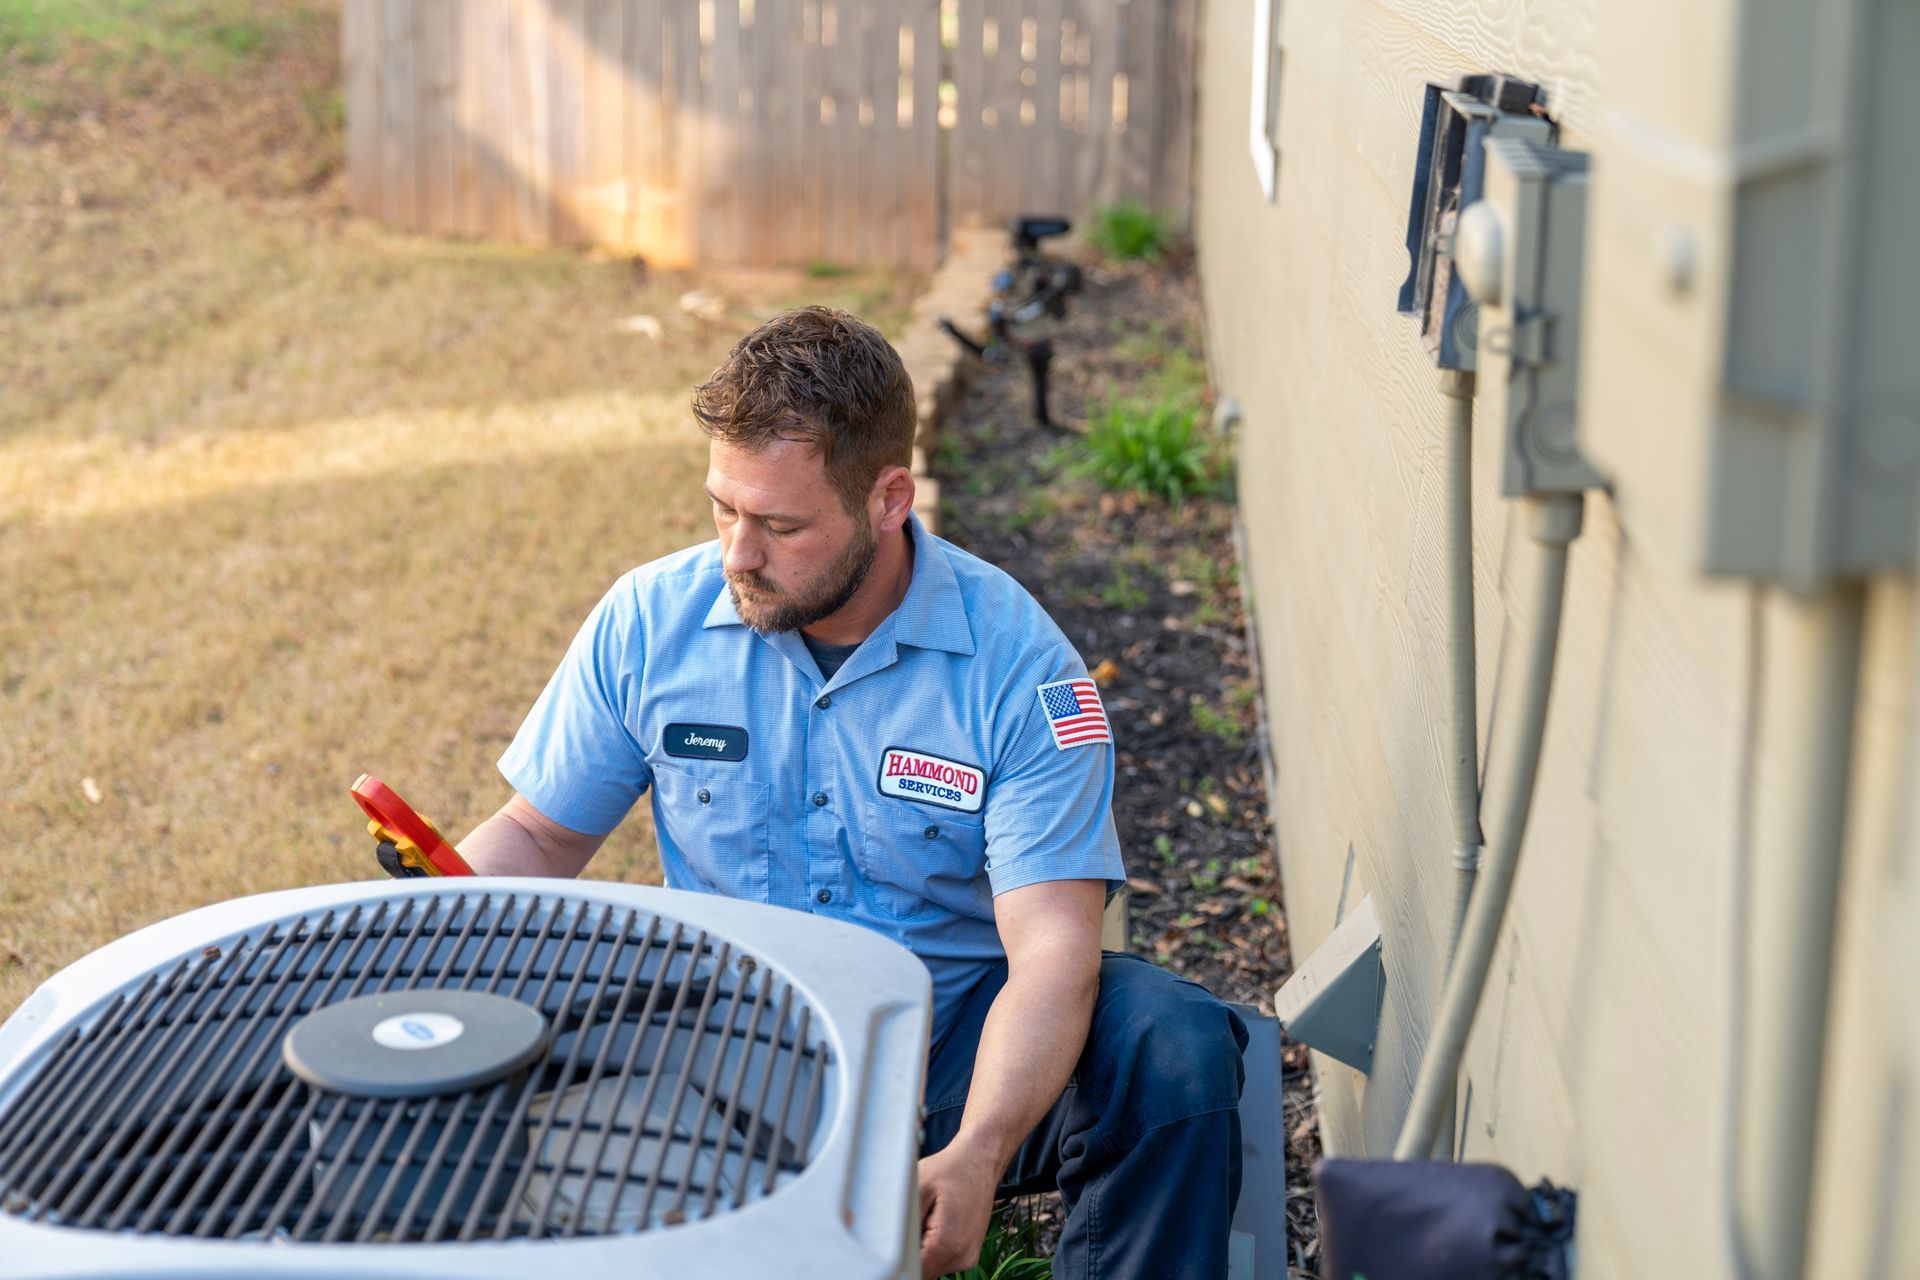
top-left (727, 518), bottom-right (878, 635)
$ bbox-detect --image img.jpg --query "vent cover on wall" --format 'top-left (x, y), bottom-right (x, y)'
top-left (0, 880), bottom-right (930, 1279)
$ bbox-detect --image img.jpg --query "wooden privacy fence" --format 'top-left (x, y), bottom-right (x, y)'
top-left (342, 0), bottom-right (1196, 269)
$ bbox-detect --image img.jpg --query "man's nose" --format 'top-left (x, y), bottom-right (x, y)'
top-left (723, 525), bottom-right (764, 575)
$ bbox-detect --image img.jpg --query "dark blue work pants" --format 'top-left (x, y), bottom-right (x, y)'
top-left (920, 952), bottom-right (1250, 1279)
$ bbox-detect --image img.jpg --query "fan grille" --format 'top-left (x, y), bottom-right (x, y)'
top-left (0, 892), bottom-right (834, 1243)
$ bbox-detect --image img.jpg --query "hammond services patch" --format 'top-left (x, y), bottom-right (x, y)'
top-left (1037, 678), bottom-right (1112, 750)
top-left (876, 748), bottom-right (986, 813)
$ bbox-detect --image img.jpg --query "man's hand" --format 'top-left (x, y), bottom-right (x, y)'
top-left (918, 1138), bottom-right (1003, 1277)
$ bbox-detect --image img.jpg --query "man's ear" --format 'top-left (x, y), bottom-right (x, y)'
top-left (871, 464), bottom-right (916, 533)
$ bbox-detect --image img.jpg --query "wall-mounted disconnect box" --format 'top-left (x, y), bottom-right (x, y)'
top-left (1579, 0), bottom-right (1920, 587)
top-left (1455, 137), bottom-right (1607, 497)
top-left (1396, 75), bottom-right (1553, 371)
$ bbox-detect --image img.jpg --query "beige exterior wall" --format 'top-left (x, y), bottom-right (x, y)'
top-left (1196, 0), bottom-right (1916, 1275)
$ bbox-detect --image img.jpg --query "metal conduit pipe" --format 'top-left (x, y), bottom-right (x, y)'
top-left (1394, 492), bottom-right (1584, 1161)
top-left (1729, 585), bottom-right (1865, 1280)
top-left (1435, 367), bottom-right (1485, 1162)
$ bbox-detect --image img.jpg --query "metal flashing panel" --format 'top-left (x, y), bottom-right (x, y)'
top-left (1273, 896), bottom-right (1384, 1074)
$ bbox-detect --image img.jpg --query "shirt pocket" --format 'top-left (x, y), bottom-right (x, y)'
top-left (857, 799), bottom-right (993, 921)
top-left (651, 764), bottom-right (772, 902)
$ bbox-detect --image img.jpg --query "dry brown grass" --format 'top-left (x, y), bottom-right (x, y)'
top-left (0, 1), bottom-right (922, 1015)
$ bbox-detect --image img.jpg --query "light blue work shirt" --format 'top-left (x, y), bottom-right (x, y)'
top-left (499, 513), bottom-right (1126, 1041)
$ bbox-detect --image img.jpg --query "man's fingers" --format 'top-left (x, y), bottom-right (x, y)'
top-left (918, 1188), bottom-right (974, 1277)
top-left (920, 1229), bottom-right (971, 1278)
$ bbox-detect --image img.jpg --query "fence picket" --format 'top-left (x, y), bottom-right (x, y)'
top-left (418, 0), bottom-right (454, 234)
top-left (581, 0), bottom-right (627, 247)
top-left (908, 0), bottom-right (939, 266)
top-left (623, 0), bottom-right (662, 254)
top-left (950, 0), bottom-right (982, 223)
top-left (343, 0), bottom-right (381, 217)
top-left (377, 0), bottom-right (416, 230)
top-left (742, 0), bottom-right (778, 262)
top-left (709, 0), bottom-right (743, 263)
top-left (668, 0), bottom-right (702, 263)
top-left (1029, 0), bottom-right (1062, 215)
top-left (794, 0), bottom-right (825, 264)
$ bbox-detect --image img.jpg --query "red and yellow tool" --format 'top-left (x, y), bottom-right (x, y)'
top-left (352, 773), bottom-right (475, 878)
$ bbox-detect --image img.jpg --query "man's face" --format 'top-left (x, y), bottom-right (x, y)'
top-left (706, 438), bottom-right (876, 634)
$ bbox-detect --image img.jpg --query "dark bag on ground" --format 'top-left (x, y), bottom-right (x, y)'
top-left (1313, 1157), bottom-right (1576, 1280)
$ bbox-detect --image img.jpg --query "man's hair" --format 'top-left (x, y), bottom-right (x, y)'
top-left (691, 306), bottom-right (917, 512)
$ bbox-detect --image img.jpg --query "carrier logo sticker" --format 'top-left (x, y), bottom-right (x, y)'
top-left (372, 1012), bottom-right (464, 1051)
top-left (876, 747), bottom-right (985, 813)
top-left (664, 723), bottom-right (749, 762)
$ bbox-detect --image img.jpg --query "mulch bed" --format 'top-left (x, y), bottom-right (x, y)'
top-left (932, 243), bottom-right (1323, 1272)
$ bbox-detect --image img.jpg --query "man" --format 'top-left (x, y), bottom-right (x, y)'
top-left (459, 306), bottom-right (1247, 1277)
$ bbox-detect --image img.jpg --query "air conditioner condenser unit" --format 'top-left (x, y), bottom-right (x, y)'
top-left (0, 879), bottom-right (932, 1278)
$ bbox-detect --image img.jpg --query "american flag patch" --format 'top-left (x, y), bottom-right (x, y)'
top-left (1037, 678), bottom-right (1113, 750)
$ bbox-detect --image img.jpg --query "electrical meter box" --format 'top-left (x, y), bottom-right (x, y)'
top-left (1454, 137), bottom-right (1605, 497)
top-left (1396, 76), bottom-right (1552, 371)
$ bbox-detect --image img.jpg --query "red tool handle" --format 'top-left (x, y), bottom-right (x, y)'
top-left (351, 773), bottom-right (475, 876)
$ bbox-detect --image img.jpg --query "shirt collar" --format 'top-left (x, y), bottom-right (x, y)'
top-left (701, 512), bottom-right (976, 656)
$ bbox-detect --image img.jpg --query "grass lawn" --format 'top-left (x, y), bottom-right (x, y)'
top-left (0, 0), bottom-right (920, 1015)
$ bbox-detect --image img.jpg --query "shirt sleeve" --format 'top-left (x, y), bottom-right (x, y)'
top-left (497, 576), bottom-right (651, 836)
top-left (980, 646), bottom-right (1128, 898)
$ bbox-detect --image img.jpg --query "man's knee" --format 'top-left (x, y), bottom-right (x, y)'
top-left (1092, 957), bottom-right (1248, 1131)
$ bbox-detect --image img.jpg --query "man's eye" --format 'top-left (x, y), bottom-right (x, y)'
top-left (768, 525), bottom-right (799, 537)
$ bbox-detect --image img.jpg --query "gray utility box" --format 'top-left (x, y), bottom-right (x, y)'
top-left (1578, 0), bottom-right (1920, 587)
top-left (1455, 137), bottom-right (1607, 498)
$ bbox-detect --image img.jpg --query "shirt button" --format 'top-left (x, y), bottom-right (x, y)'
top-left (812, 791), bottom-right (828, 807)
top-left (697, 788), bottom-right (711, 804)
top-left (816, 888), bottom-right (832, 904)
top-left (923, 825), bottom-right (940, 840)
top-left (815, 694), bottom-right (831, 709)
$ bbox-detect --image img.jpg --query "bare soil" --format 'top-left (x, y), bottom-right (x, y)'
top-left (932, 245), bottom-right (1324, 1269)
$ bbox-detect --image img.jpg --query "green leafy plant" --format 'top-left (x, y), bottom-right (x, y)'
top-left (1086, 199), bottom-right (1175, 262)
top-left (1115, 325), bottom-right (1211, 405)
top-left (941, 1204), bottom-right (1054, 1280)
top-left (999, 491), bottom-right (1055, 534)
top-left (1099, 562), bottom-right (1149, 611)
top-left (1189, 694), bottom-right (1245, 747)
top-left (1077, 398), bottom-right (1224, 505)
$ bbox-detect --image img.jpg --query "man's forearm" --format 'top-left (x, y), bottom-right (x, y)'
top-left (951, 945), bottom-right (1099, 1172)
top-left (458, 800), bottom-right (600, 878)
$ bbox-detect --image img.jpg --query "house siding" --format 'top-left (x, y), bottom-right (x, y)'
top-left (1195, 0), bottom-right (1917, 1274)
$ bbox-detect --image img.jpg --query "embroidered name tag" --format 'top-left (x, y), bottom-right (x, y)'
top-left (663, 723), bottom-right (749, 762)
top-left (876, 747), bottom-right (985, 813)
